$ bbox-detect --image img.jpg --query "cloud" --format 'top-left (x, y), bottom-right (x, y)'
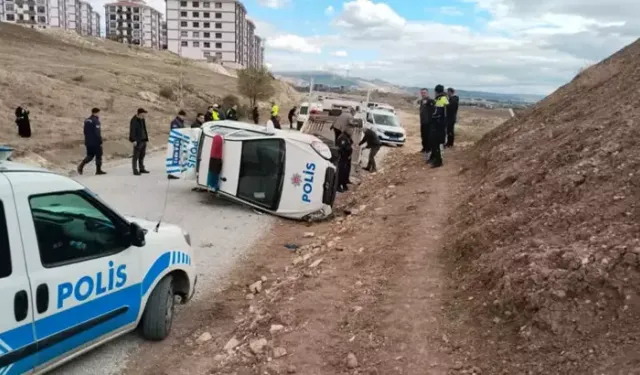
top-left (264, 0), bottom-right (637, 94)
top-left (257, 0), bottom-right (288, 9)
top-left (334, 0), bottom-right (406, 40)
top-left (438, 6), bottom-right (463, 16)
top-left (331, 50), bottom-right (348, 57)
top-left (266, 34), bottom-right (322, 54)
top-left (325, 5), bottom-right (334, 16)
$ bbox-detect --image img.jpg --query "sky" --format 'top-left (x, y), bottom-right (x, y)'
top-left (89, 0), bottom-right (639, 95)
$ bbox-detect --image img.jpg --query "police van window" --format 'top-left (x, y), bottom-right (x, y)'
top-left (237, 139), bottom-right (285, 210)
top-left (0, 200), bottom-right (12, 278)
top-left (29, 192), bottom-right (128, 268)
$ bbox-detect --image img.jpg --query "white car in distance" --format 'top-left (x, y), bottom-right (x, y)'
top-left (363, 109), bottom-right (406, 146)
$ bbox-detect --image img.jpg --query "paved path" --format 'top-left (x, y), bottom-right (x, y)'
top-left (51, 154), bottom-right (273, 375)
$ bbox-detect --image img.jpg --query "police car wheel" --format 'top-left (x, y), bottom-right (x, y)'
top-left (140, 275), bottom-right (175, 341)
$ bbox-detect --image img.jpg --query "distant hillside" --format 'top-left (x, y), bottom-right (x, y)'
top-left (275, 71), bottom-right (544, 104)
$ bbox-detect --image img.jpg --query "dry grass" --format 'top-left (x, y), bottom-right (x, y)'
top-left (0, 23), bottom-right (299, 169)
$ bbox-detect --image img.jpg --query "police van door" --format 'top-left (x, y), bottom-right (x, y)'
top-left (0, 175), bottom-right (37, 375)
top-left (10, 183), bottom-right (142, 370)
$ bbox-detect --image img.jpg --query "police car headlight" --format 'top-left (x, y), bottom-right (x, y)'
top-left (311, 140), bottom-right (332, 160)
top-left (183, 230), bottom-right (191, 246)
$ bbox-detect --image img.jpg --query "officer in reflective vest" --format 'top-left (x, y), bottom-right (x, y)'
top-left (212, 104), bottom-right (220, 121)
top-left (429, 84), bottom-right (449, 168)
top-left (270, 101), bottom-right (281, 129)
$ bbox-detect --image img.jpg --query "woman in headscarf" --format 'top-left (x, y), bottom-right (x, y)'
top-left (15, 106), bottom-right (32, 138)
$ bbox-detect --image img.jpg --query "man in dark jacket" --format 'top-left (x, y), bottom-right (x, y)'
top-left (287, 106), bottom-right (296, 129)
top-left (336, 127), bottom-right (354, 192)
top-left (445, 87), bottom-right (459, 148)
top-left (170, 110), bottom-right (186, 129)
top-left (359, 127), bottom-right (381, 172)
top-left (226, 105), bottom-right (238, 120)
top-left (77, 107), bottom-right (106, 175)
top-left (129, 108), bottom-right (149, 175)
top-left (419, 88), bottom-right (435, 156)
top-left (204, 106), bottom-right (214, 122)
top-left (430, 85), bottom-right (449, 168)
top-left (192, 113), bottom-right (205, 128)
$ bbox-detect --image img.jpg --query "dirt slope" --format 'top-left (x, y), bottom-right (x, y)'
top-left (446, 38), bottom-right (640, 372)
top-left (0, 23), bottom-right (298, 169)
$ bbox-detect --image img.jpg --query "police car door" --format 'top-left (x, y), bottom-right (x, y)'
top-left (0, 175), bottom-right (37, 375)
top-left (11, 183), bottom-right (142, 370)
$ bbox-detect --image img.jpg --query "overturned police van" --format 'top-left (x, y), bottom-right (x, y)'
top-left (165, 121), bottom-right (339, 221)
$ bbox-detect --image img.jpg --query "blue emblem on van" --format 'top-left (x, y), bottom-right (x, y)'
top-left (301, 162), bottom-right (316, 203)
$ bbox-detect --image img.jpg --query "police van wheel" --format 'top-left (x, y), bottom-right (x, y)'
top-left (141, 275), bottom-right (175, 341)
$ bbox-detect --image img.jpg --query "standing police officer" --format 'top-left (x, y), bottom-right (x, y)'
top-left (430, 84), bottom-right (449, 168)
top-left (445, 87), bottom-right (459, 148)
top-left (77, 107), bottom-right (106, 175)
top-left (419, 88), bottom-right (435, 158)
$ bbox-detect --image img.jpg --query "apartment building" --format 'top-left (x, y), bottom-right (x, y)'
top-left (78, 0), bottom-right (90, 34)
top-left (246, 18), bottom-right (255, 67)
top-left (0, 0), bottom-right (49, 27)
top-left (160, 21), bottom-right (167, 48)
top-left (105, 0), bottom-right (164, 48)
top-left (253, 34), bottom-right (263, 68)
top-left (0, 0), bottom-right (100, 36)
top-left (165, 0), bottom-right (263, 68)
top-left (90, 10), bottom-right (99, 36)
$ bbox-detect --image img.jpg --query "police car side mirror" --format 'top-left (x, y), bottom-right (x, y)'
top-left (129, 222), bottom-right (146, 247)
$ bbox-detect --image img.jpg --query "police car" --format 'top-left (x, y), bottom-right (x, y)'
top-left (0, 147), bottom-right (196, 375)
top-left (165, 121), bottom-right (338, 221)
top-left (362, 109), bottom-right (406, 146)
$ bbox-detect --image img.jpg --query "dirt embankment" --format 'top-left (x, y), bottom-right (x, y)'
top-left (0, 23), bottom-right (298, 170)
top-left (444, 38), bottom-right (640, 373)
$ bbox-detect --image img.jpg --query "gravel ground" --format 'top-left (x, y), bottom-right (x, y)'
top-left (50, 153), bottom-right (274, 375)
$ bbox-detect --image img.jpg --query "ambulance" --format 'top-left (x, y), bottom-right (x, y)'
top-left (0, 146), bottom-right (196, 374)
top-left (165, 121), bottom-right (339, 221)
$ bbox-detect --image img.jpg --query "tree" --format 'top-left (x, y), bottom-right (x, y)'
top-left (237, 66), bottom-right (275, 108)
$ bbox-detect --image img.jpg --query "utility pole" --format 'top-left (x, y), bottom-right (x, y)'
top-left (177, 16), bottom-right (184, 108)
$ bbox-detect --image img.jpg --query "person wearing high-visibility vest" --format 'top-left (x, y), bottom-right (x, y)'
top-left (270, 101), bottom-right (281, 129)
top-left (429, 84), bottom-right (449, 168)
top-left (211, 104), bottom-right (221, 121)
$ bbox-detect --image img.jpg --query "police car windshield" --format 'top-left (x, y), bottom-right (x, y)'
top-left (373, 113), bottom-right (400, 127)
top-left (299, 106), bottom-right (308, 115)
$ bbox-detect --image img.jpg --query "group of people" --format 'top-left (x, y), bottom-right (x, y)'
top-left (77, 107), bottom-right (151, 176)
top-left (419, 85), bottom-right (459, 168)
top-left (77, 99), bottom-right (289, 176)
top-left (203, 103), bottom-right (239, 122)
top-left (331, 106), bottom-right (381, 192)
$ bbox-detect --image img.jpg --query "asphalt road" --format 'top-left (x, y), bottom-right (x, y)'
top-left (50, 153), bottom-right (274, 375)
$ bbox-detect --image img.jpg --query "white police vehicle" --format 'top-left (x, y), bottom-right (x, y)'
top-left (165, 121), bottom-right (338, 221)
top-left (0, 147), bottom-right (196, 375)
top-left (362, 109), bottom-right (406, 146)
